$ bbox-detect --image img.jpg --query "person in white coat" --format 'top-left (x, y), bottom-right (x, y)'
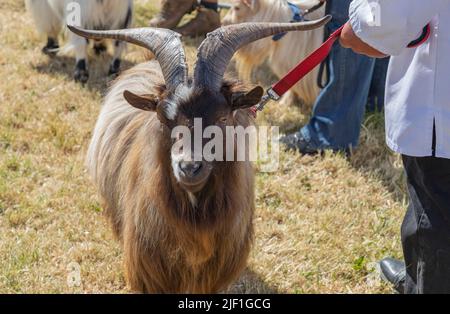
top-left (341, 0), bottom-right (450, 293)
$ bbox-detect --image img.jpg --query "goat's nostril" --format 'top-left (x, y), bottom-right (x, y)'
top-left (179, 161), bottom-right (203, 177)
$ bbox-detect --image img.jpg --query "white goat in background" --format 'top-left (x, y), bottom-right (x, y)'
top-left (25, 0), bottom-right (133, 83)
top-left (223, 0), bottom-right (325, 108)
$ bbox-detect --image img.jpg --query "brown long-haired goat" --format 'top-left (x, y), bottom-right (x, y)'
top-left (69, 16), bottom-right (330, 293)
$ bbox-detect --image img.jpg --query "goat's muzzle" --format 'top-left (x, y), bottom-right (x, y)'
top-left (173, 155), bottom-right (212, 193)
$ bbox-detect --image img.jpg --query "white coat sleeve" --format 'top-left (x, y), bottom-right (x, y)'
top-left (349, 0), bottom-right (448, 56)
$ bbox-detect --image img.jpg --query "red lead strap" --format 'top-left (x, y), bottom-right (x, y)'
top-left (251, 22), bottom-right (431, 116)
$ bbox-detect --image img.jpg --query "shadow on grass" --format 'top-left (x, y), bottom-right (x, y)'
top-left (32, 53), bottom-right (137, 93)
top-left (350, 111), bottom-right (407, 203)
top-left (227, 269), bottom-right (279, 294)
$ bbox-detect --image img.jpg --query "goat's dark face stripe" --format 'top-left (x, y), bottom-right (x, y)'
top-left (162, 86), bottom-right (232, 194)
top-left (178, 88), bottom-right (230, 127)
top-left (159, 86), bottom-right (231, 129)
top-left (152, 79), bottom-right (261, 194)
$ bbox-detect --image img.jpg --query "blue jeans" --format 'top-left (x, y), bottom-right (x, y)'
top-left (300, 0), bottom-right (376, 151)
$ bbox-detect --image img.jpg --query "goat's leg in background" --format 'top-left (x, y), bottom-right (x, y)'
top-left (25, 0), bottom-right (62, 55)
top-left (109, 40), bottom-right (126, 76)
top-left (71, 34), bottom-right (89, 83)
top-left (109, 1), bottom-right (133, 77)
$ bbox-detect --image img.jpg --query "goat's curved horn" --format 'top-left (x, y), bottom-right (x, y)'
top-left (67, 26), bottom-right (188, 88)
top-left (194, 16), bottom-right (332, 91)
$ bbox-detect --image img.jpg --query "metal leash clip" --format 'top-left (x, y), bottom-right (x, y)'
top-left (255, 87), bottom-right (281, 112)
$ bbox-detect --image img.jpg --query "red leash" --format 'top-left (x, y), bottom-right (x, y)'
top-left (250, 22), bottom-right (431, 117)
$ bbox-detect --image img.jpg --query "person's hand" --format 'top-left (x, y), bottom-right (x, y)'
top-left (340, 22), bottom-right (387, 58)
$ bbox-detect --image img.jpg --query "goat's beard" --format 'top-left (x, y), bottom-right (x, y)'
top-left (166, 166), bottom-right (225, 229)
top-left (178, 176), bottom-right (210, 194)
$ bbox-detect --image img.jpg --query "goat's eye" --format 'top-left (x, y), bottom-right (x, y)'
top-left (218, 117), bottom-right (228, 124)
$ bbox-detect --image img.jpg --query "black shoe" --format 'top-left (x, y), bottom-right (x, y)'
top-left (379, 258), bottom-right (406, 294)
top-left (279, 131), bottom-right (319, 155)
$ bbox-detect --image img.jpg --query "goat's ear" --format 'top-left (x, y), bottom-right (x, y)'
top-left (123, 90), bottom-right (159, 111)
top-left (231, 86), bottom-right (264, 110)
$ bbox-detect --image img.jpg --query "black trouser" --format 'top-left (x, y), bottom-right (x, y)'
top-left (401, 155), bottom-right (450, 293)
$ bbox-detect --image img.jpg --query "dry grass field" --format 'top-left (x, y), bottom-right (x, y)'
top-left (0, 0), bottom-right (407, 293)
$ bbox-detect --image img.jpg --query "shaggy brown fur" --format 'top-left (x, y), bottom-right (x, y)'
top-left (87, 61), bottom-right (256, 293)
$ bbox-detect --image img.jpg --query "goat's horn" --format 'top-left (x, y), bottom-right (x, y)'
top-left (194, 15), bottom-right (332, 91)
top-left (67, 26), bottom-right (188, 88)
